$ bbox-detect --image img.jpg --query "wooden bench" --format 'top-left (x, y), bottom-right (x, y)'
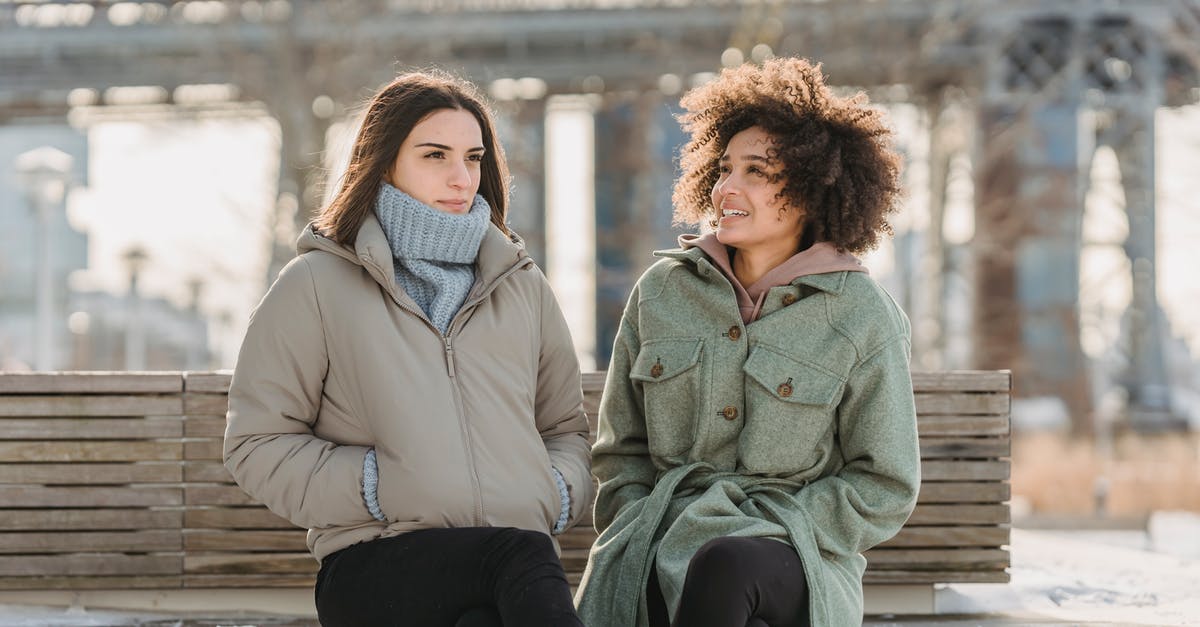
top-left (0, 370), bottom-right (1010, 604)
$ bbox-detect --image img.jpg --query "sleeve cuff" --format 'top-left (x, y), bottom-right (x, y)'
top-left (362, 449), bottom-right (387, 522)
top-left (551, 466), bottom-right (571, 534)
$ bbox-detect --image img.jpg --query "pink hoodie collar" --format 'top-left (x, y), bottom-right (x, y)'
top-left (678, 233), bottom-right (867, 324)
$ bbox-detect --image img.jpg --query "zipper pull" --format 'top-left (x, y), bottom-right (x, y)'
top-left (444, 336), bottom-right (456, 378)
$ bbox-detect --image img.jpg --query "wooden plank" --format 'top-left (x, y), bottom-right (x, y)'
top-left (864, 548), bottom-right (1009, 569)
top-left (0, 462), bottom-right (182, 484)
top-left (906, 504), bottom-right (1010, 525)
top-left (920, 460), bottom-right (1010, 481)
top-left (864, 570), bottom-right (1010, 584)
top-left (0, 553), bottom-right (181, 577)
top-left (919, 437), bottom-right (1010, 459)
top-left (0, 395), bottom-right (183, 417)
top-left (0, 373), bottom-right (182, 395)
top-left (185, 485), bottom-right (258, 507)
top-left (184, 529), bottom-right (307, 552)
top-left (0, 417), bottom-right (182, 439)
top-left (915, 414), bottom-right (1010, 437)
top-left (0, 509), bottom-right (182, 531)
top-left (914, 393), bottom-right (1009, 416)
top-left (0, 530), bottom-right (181, 554)
top-left (0, 441), bottom-right (182, 462)
top-left (917, 482), bottom-right (1010, 504)
top-left (183, 416), bottom-right (226, 438)
top-left (183, 573), bottom-right (315, 588)
top-left (184, 461), bottom-right (235, 483)
top-left (0, 486), bottom-right (183, 508)
top-left (0, 575), bottom-right (184, 590)
top-left (910, 371), bottom-right (1011, 393)
top-left (184, 553), bottom-right (315, 575)
top-left (184, 508), bottom-right (297, 530)
top-left (184, 394), bottom-right (229, 416)
top-left (184, 438), bottom-right (223, 461)
top-left (879, 526), bottom-right (1010, 548)
top-left (183, 372), bottom-right (233, 394)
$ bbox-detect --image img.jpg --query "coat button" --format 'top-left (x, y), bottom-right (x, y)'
top-left (727, 326), bottom-right (741, 341)
top-left (650, 361), bottom-right (664, 378)
top-left (777, 381), bottom-right (794, 397)
top-left (782, 293), bottom-right (798, 306)
top-left (722, 406), bottom-right (739, 420)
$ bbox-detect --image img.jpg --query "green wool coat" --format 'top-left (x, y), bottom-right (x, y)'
top-left (575, 246), bottom-right (921, 627)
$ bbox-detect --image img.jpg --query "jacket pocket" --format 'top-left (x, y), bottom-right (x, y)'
top-left (740, 345), bottom-right (845, 475)
top-left (630, 338), bottom-right (704, 458)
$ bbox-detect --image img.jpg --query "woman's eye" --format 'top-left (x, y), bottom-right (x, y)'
top-left (467, 153), bottom-right (484, 162)
top-left (747, 166), bottom-right (765, 176)
top-left (717, 165), bottom-right (731, 174)
top-left (424, 151), bottom-right (445, 159)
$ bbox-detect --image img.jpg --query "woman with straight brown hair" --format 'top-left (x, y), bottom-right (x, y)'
top-left (223, 69), bottom-right (590, 627)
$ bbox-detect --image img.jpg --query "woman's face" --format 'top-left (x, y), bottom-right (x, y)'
top-left (711, 126), bottom-right (804, 253)
top-left (387, 108), bottom-right (484, 214)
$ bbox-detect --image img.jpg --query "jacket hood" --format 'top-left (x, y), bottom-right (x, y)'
top-left (297, 212), bottom-right (531, 301)
top-left (666, 232), bottom-right (867, 323)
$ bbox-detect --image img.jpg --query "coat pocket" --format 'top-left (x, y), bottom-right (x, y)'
top-left (630, 338), bottom-right (704, 458)
top-left (741, 345), bottom-right (845, 475)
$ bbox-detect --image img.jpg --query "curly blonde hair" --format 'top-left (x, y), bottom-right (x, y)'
top-left (672, 57), bottom-right (902, 253)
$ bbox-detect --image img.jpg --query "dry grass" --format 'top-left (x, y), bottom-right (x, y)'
top-left (1011, 431), bottom-right (1200, 516)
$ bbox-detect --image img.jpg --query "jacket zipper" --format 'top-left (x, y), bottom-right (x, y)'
top-left (439, 258), bottom-right (533, 526)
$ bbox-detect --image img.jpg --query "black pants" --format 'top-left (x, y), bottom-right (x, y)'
top-left (315, 527), bottom-right (583, 627)
top-left (647, 537), bottom-right (811, 627)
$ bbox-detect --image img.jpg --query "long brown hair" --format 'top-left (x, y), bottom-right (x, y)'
top-left (315, 70), bottom-right (511, 246)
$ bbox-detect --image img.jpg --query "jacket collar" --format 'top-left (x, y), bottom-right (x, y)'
top-left (297, 213), bottom-right (531, 302)
top-left (654, 246), bottom-right (850, 295)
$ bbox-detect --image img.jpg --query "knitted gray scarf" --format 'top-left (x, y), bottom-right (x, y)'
top-left (374, 182), bottom-right (490, 334)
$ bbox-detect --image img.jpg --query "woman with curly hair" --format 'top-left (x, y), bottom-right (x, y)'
top-left (575, 57), bottom-right (920, 627)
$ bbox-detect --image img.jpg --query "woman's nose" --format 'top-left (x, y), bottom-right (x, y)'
top-left (449, 161), bottom-right (471, 189)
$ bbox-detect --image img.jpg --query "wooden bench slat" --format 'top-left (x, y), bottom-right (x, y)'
top-left (864, 570), bottom-right (1010, 584)
top-left (0, 575), bottom-right (184, 590)
top-left (183, 394), bottom-right (229, 416)
top-left (0, 509), bottom-right (182, 531)
top-left (918, 437), bottom-right (1010, 459)
top-left (183, 573), bottom-right (316, 588)
top-left (0, 462), bottom-right (183, 484)
top-left (920, 460), bottom-right (1010, 481)
top-left (918, 481), bottom-right (1010, 504)
top-left (184, 553), bottom-right (316, 575)
top-left (0, 417), bottom-right (183, 439)
top-left (185, 508), bottom-right (295, 529)
top-left (906, 504), bottom-right (1010, 525)
top-left (0, 395), bottom-right (183, 417)
top-left (0, 530), bottom-right (182, 554)
top-left (0, 441), bottom-right (182, 463)
top-left (915, 414), bottom-right (1010, 436)
top-left (184, 461), bottom-right (235, 483)
top-left (183, 416), bottom-right (227, 437)
top-left (914, 393), bottom-right (1009, 415)
top-left (184, 529), bottom-right (308, 552)
top-left (864, 548), bottom-right (1010, 569)
top-left (0, 554), bottom-right (181, 577)
top-left (910, 371), bottom-right (1011, 393)
top-left (0, 486), bottom-right (183, 508)
top-left (182, 372), bottom-right (233, 394)
top-left (0, 373), bottom-right (183, 395)
top-left (185, 485), bottom-right (259, 506)
top-left (878, 526), bottom-right (1010, 548)
top-left (184, 439), bottom-right (224, 461)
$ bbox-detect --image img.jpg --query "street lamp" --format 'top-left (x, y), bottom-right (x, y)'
top-left (14, 146), bottom-right (73, 371)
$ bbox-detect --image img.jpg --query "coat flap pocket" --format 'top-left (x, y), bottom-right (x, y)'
top-left (743, 346), bottom-right (844, 405)
top-left (630, 338), bottom-right (704, 382)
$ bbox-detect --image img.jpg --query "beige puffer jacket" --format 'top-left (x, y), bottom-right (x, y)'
top-left (223, 213), bottom-right (592, 562)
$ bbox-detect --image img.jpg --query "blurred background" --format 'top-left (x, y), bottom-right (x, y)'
top-left (1, 0), bottom-right (1198, 522)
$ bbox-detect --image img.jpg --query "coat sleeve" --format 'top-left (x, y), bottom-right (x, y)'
top-left (534, 273), bottom-right (594, 529)
top-left (223, 255), bottom-right (376, 529)
top-left (591, 284), bottom-right (658, 533)
top-left (791, 333), bottom-right (921, 557)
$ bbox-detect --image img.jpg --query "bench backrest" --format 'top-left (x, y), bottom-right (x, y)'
top-left (0, 370), bottom-right (1010, 590)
